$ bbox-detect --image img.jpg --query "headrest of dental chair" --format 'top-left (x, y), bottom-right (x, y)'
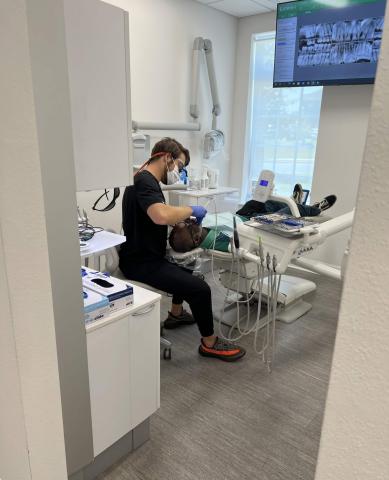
top-left (166, 247), bottom-right (204, 261)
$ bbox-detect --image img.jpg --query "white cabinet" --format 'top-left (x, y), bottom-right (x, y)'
top-left (86, 287), bottom-right (160, 456)
top-left (64, 0), bottom-right (132, 191)
top-left (87, 315), bottom-right (131, 456)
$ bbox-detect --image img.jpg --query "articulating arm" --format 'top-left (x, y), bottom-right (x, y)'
top-left (190, 37), bottom-right (221, 129)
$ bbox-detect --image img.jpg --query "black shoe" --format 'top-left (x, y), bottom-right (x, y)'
top-left (312, 195), bottom-right (337, 212)
top-left (198, 337), bottom-right (246, 362)
top-left (292, 183), bottom-right (304, 204)
top-left (164, 309), bottom-right (196, 329)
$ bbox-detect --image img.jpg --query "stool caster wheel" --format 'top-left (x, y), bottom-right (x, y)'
top-left (163, 348), bottom-right (172, 360)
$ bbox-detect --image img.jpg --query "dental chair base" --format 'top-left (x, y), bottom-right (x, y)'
top-left (218, 270), bottom-right (316, 324)
top-left (260, 275), bottom-right (316, 323)
top-left (276, 299), bottom-right (312, 323)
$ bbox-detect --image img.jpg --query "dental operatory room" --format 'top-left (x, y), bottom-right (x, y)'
top-left (3, 0), bottom-right (389, 479)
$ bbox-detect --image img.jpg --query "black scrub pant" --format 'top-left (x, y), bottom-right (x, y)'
top-left (119, 258), bottom-right (214, 338)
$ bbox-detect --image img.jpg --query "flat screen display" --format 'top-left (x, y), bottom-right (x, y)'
top-left (273, 0), bottom-right (386, 87)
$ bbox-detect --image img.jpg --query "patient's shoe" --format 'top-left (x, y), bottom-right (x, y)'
top-left (292, 183), bottom-right (304, 204)
top-left (164, 309), bottom-right (196, 329)
top-left (199, 337), bottom-right (246, 362)
top-left (312, 195), bottom-right (337, 212)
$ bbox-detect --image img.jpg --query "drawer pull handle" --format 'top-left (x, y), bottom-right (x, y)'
top-left (132, 304), bottom-right (155, 317)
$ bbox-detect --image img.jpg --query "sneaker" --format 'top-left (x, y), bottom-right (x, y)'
top-left (164, 309), bottom-right (196, 329)
top-left (312, 194), bottom-right (337, 212)
top-left (198, 337), bottom-right (246, 362)
top-left (292, 184), bottom-right (304, 204)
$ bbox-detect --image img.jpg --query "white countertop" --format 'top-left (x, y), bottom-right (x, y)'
top-left (80, 230), bottom-right (126, 258)
top-left (85, 284), bottom-right (161, 333)
top-left (169, 186), bottom-right (239, 198)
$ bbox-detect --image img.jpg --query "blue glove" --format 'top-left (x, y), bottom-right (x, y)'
top-left (191, 205), bottom-right (207, 224)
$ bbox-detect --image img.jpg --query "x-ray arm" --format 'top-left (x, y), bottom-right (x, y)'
top-left (190, 37), bottom-right (221, 129)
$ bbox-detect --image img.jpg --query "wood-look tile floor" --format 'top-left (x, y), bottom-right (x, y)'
top-left (99, 268), bottom-right (341, 480)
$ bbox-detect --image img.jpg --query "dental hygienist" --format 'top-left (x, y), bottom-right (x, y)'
top-left (119, 138), bottom-right (245, 362)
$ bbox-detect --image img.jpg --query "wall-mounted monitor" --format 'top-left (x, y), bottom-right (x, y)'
top-left (273, 0), bottom-right (386, 87)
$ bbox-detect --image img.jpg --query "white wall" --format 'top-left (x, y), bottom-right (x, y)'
top-left (77, 0), bottom-right (238, 233)
top-left (230, 12), bottom-right (372, 267)
top-left (229, 11), bottom-right (276, 192)
top-left (314, 4), bottom-right (389, 477)
top-left (310, 86), bottom-right (373, 266)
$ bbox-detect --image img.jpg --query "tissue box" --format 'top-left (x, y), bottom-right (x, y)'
top-left (83, 288), bottom-right (110, 324)
top-left (81, 267), bottom-right (134, 313)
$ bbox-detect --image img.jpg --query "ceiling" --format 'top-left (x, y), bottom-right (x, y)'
top-left (194, 0), bottom-right (285, 17)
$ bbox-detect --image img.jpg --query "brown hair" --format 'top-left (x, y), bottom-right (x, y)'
top-left (173, 140), bottom-right (190, 166)
top-left (150, 137), bottom-right (181, 162)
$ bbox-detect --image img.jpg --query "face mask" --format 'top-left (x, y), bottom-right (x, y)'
top-left (167, 165), bottom-right (180, 185)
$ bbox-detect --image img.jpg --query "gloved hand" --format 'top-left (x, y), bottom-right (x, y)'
top-left (190, 205), bottom-right (207, 224)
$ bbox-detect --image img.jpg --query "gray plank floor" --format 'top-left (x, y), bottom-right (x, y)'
top-left (99, 268), bottom-right (341, 480)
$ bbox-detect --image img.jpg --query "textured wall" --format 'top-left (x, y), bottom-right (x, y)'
top-left (0, 1), bottom-right (69, 479)
top-left (314, 6), bottom-right (389, 479)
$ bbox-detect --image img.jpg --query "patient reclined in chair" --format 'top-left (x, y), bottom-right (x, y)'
top-left (169, 194), bottom-right (337, 254)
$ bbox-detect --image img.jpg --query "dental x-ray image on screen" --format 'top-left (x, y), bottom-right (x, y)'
top-left (273, 0), bottom-right (387, 87)
top-left (297, 17), bottom-right (383, 67)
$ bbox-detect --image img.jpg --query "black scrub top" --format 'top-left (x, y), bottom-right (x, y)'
top-left (120, 171), bottom-right (167, 264)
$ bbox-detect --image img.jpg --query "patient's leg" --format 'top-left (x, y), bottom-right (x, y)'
top-left (278, 204), bottom-right (321, 216)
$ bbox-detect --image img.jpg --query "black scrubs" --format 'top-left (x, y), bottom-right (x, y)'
top-left (119, 171), bottom-right (214, 338)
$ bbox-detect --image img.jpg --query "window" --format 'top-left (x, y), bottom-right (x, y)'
top-left (242, 32), bottom-right (323, 202)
